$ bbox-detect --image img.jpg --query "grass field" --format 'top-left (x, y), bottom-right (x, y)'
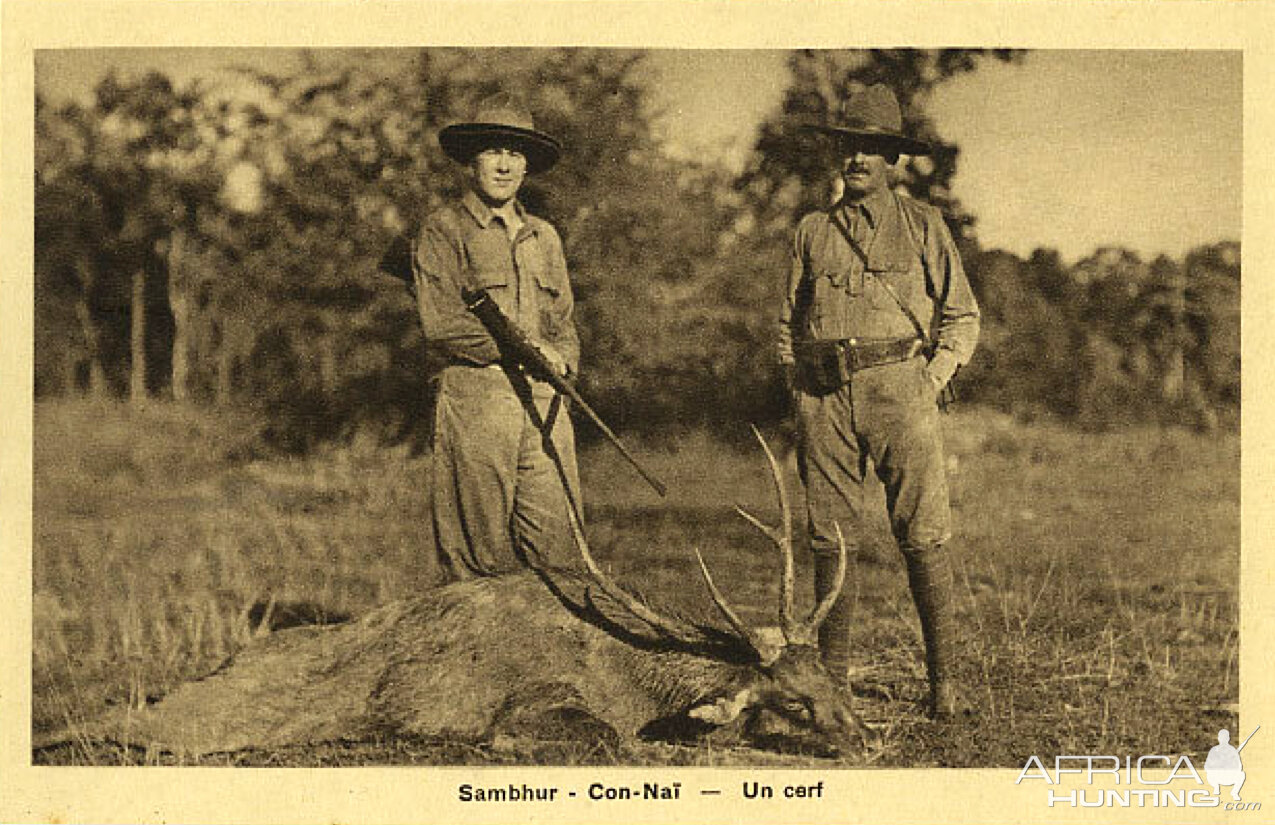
top-left (31, 398), bottom-right (1239, 767)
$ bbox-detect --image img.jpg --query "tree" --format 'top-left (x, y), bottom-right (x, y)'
top-left (737, 49), bottom-right (1023, 241)
top-left (33, 49), bottom-right (1241, 441)
top-left (35, 72), bottom-right (212, 403)
top-left (90, 72), bottom-right (206, 404)
top-left (1143, 255), bottom-right (1186, 403)
top-left (1183, 242), bottom-right (1240, 424)
top-left (954, 241), bottom-right (1239, 429)
top-left (35, 95), bottom-right (108, 396)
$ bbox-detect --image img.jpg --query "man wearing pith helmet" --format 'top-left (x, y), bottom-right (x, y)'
top-left (413, 91), bottom-right (581, 578)
top-left (778, 84), bottom-right (980, 719)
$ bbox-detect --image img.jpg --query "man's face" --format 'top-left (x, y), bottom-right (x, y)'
top-left (470, 145), bottom-right (527, 207)
top-left (839, 145), bottom-right (896, 199)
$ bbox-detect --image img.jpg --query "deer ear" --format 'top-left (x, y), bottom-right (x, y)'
top-left (688, 688), bottom-right (757, 726)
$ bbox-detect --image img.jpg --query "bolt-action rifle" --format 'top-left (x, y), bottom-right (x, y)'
top-left (461, 287), bottom-right (668, 498)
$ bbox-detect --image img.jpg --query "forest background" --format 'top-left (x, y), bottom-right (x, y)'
top-left (33, 48), bottom-right (1241, 449)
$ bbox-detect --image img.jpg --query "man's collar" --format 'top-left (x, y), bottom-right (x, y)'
top-left (461, 189), bottom-right (529, 229)
top-left (838, 187), bottom-right (893, 228)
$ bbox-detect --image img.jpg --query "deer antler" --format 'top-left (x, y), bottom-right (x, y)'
top-left (565, 492), bottom-right (736, 650)
top-left (735, 424), bottom-right (799, 643)
top-left (805, 522), bottom-right (847, 635)
top-left (692, 548), bottom-right (773, 658)
top-left (734, 426), bottom-right (847, 647)
top-left (563, 428), bottom-right (840, 664)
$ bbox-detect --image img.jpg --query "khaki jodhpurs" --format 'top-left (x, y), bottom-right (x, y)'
top-left (797, 356), bottom-right (957, 694)
top-left (796, 356), bottom-right (951, 555)
top-left (431, 364), bottom-right (580, 579)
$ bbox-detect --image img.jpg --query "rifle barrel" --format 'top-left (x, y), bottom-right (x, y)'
top-left (562, 388), bottom-right (668, 498)
top-left (463, 288), bottom-right (668, 497)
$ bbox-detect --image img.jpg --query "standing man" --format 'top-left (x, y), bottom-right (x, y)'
top-left (778, 85), bottom-right (980, 719)
top-left (412, 92), bottom-right (581, 579)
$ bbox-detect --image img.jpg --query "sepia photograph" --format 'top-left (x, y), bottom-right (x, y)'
top-left (2, 1), bottom-right (1270, 823)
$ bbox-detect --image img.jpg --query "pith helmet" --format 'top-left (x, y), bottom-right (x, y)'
top-left (438, 92), bottom-right (562, 174)
top-left (807, 84), bottom-right (931, 156)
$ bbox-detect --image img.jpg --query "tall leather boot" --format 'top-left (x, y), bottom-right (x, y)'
top-left (903, 544), bottom-right (961, 719)
top-left (813, 549), bottom-right (853, 688)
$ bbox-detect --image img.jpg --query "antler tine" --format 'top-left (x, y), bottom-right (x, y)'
top-left (734, 504), bottom-right (783, 544)
top-left (805, 522), bottom-right (848, 637)
top-left (748, 424), bottom-right (798, 642)
top-left (693, 548), bottom-right (763, 656)
top-left (564, 495), bottom-right (702, 644)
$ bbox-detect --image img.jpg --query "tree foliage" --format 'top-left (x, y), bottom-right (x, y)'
top-left (738, 49), bottom-right (1023, 239)
top-left (960, 242), bottom-right (1239, 430)
top-left (34, 49), bottom-right (1240, 451)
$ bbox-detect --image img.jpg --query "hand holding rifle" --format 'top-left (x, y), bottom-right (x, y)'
top-left (461, 287), bottom-right (668, 498)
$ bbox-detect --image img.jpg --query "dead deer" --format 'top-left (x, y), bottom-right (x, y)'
top-left (37, 431), bottom-right (870, 760)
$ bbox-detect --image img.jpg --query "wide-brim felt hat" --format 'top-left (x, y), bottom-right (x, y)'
top-left (439, 92), bottom-right (562, 174)
top-left (806, 84), bottom-right (931, 156)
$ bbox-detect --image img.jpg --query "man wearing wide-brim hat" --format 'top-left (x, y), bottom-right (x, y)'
top-left (411, 92), bottom-right (581, 578)
top-left (778, 84), bottom-right (981, 720)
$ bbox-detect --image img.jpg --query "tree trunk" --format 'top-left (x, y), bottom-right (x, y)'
top-left (1162, 264), bottom-right (1186, 403)
top-left (130, 267), bottom-right (148, 405)
top-left (167, 230), bottom-right (192, 403)
top-left (73, 256), bottom-right (107, 398)
top-left (216, 322), bottom-right (235, 407)
top-left (319, 333), bottom-right (337, 395)
top-left (60, 349), bottom-right (77, 397)
top-left (1162, 353), bottom-right (1184, 403)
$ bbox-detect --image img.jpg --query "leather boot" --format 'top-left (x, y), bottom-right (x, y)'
top-left (813, 549), bottom-right (853, 688)
top-left (903, 544), bottom-right (961, 720)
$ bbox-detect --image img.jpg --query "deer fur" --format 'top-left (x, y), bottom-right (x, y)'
top-left (38, 431), bottom-right (870, 760)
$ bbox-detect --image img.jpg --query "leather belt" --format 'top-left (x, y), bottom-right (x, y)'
top-left (792, 336), bottom-right (923, 373)
top-left (841, 336), bottom-right (924, 371)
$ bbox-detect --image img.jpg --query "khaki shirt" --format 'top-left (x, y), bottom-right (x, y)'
top-left (779, 189), bottom-right (980, 383)
top-left (413, 189), bottom-right (580, 373)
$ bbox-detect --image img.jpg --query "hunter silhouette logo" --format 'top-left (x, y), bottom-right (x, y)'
top-left (1016, 725), bottom-right (1262, 811)
top-left (1206, 727), bottom-right (1258, 802)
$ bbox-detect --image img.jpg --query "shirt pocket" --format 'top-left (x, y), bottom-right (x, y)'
top-left (531, 244), bottom-right (569, 340)
top-left (866, 226), bottom-right (923, 290)
top-left (806, 257), bottom-right (851, 327)
top-left (809, 256), bottom-right (849, 289)
top-left (533, 261), bottom-right (563, 297)
top-left (463, 230), bottom-right (513, 291)
top-left (810, 258), bottom-right (848, 307)
top-left (865, 254), bottom-right (922, 305)
top-left (466, 259), bottom-right (511, 291)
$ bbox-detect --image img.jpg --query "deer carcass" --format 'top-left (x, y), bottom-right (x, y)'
top-left (40, 432), bottom-right (870, 759)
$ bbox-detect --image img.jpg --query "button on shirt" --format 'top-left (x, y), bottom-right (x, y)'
top-left (779, 189), bottom-right (980, 382)
top-left (412, 189), bottom-right (580, 373)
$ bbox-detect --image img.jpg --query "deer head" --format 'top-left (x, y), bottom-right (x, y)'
top-left (565, 426), bottom-right (867, 754)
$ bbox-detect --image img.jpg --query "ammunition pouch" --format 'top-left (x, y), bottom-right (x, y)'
top-left (794, 340), bottom-right (851, 396)
top-left (794, 337), bottom-right (923, 396)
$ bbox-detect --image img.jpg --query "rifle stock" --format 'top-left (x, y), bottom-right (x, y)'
top-left (461, 288), bottom-right (668, 498)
